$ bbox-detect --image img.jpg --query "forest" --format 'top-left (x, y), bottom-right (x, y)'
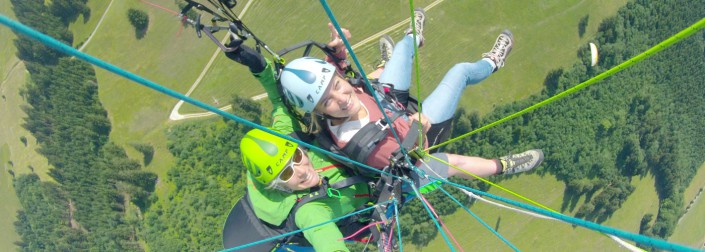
top-left (8, 0), bottom-right (704, 251)
top-left (10, 0), bottom-right (156, 251)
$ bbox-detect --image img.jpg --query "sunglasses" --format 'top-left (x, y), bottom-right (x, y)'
top-left (277, 148), bottom-right (304, 182)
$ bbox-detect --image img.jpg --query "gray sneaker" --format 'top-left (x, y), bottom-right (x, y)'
top-left (482, 30), bottom-right (514, 72)
top-left (405, 8), bottom-right (426, 47)
top-left (500, 149), bottom-right (544, 175)
top-left (376, 34), bottom-right (395, 69)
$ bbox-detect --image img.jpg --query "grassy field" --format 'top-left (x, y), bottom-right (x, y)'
top-left (181, 0), bottom-right (626, 116)
top-left (669, 162), bottom-right (705, 248)
top-left (0, 2), bottom-right (53, 251)
top-left (5, 0), bottom-right (704, 250)
top-left (180, 0), bottom-right (436, 113)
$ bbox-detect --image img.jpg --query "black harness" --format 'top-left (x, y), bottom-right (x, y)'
top-left (313, 77), bottom-right (447, 179)
top-left (222, 175), bottom-right (372, 251)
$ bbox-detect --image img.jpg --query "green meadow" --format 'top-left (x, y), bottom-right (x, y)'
top-left (669, 163), bottom-right (705, 248)
top-left (3, 0), bottom-right (704, 250)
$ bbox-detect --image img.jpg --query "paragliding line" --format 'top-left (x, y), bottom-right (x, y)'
top-left (393, 199), bottom-right (404, 251)
top-left (438, 186), bottom-right (519, 252)
top-left (407, 0), bottom-right (426, 148)
top-left (427, 17), bottom-right (705, 152)
top-left (140, 0), bottom-right (180, 15)
top-left (220, 200), bottom-right (393, 252)
top-left (436, 179), bottom-right (700, 252)
top-left (407, 181), bottom-right (457, 251)
top-left (319, 0), bottom-right (414, 168)
top-left (415, 186), bottom-right (465, 251)
top-left (0, 14), bottom-right (399, 181)
top-left (423, 153), bottom-right (555, 212)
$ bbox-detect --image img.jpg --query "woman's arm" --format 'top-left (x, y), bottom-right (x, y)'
top-left (295, 203), bottom-right (350, 252)
top-left (225, 44), bottom-right (302, 134)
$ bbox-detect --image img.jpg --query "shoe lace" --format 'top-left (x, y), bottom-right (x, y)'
top-left (502, 153), bottom-right (532, 172)
top-left (381, 44), bottom-right (391, 59)
top-left (489, 35), bottom-right (511, 58)
top-left (511, 154), bottom-right (532, 167)
top-left (414, 13), bottom-right (424, 30)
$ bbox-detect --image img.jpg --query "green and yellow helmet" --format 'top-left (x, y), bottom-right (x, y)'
top-left (240, 128), bottom-right (298, 185)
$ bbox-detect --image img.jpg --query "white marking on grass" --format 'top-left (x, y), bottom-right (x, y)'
top-left (78, 0), bottom-right (114, 52)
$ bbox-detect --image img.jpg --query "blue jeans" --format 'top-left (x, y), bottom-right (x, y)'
top-left (378, 35), bottom-right (494, 124)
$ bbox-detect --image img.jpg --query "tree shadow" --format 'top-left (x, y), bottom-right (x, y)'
top-left (135, 28), bottom-right (147, 39)
top-left (82, 9), bottom-right (91, 24)
top-left (561, 189), bottom-right (582, 212)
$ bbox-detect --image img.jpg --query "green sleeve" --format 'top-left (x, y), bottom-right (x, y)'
top-left (294, 203), bottom-right (350, 252)
top-left (253, 59), bottom-right (302, 134)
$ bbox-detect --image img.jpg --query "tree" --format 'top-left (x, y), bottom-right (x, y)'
top-left (130, 142), bottom-right (155, 166)
top-left (578, 15), bottom-right (589, 38)
top-left (127, 8), bottom-right (149, 38)
top-left (20, 136), bottom-right (28, 146)
top-left (50, 0), bottom-right (90, 24)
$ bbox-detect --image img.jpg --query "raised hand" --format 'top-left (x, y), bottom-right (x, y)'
top-left (327, 22), bottom-right (351, 53)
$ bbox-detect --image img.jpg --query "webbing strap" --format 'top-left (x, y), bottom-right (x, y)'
top-left (339, 106), bottom-right (405, 162)
top-left (390, 121), bottom-right (423, 163)
top-left (289, 176), bottom-right (370, 216)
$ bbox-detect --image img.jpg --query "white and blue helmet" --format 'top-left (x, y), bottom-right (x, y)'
top-left (280, 57), bottom-right (336, 113)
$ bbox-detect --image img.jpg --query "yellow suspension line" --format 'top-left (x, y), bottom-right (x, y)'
top-left (426, 17), bottom-right (705, 152)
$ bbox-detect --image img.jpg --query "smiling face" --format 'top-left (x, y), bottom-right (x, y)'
top-left (280, 152), bottom-right (321, 191)
top-left (314, 74), bottom-right (362, 119)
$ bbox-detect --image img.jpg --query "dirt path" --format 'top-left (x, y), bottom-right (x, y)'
top-left (0, 60), bottom-right (21, 93)
top-left (77, 0), bottom-right (114, 52)
top-left (677, 184), bottom-right (705, 225)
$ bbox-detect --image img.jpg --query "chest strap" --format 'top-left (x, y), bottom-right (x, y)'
top-left (289, 175), bottom-right (370, 217)
top-left (389, 121), bottom-right (424, 169)
top-left (340, 109), bottom-right (406, 165)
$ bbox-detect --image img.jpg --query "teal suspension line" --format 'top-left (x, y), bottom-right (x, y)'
top-left (318, 0), bottom-right (419, 169)
top-left (318, 2), bottom-right (464, 251)
top-left (437, 179), bottom-right (700, 252)
top-left (4, 9), bottom-right (701, 252)
top-left (220, 200), bottom-right (392, 252)
top-left (437, 186), bottom-right (519, 251)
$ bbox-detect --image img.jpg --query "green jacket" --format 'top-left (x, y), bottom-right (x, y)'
top-left (245, 60), bottom-right (371, 252)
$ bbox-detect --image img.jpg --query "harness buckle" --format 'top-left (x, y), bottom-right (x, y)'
top-left (326, 188), bottom-right (342, 198)
top-left (374, 119), bottom-right (390, 131)
top-left (407, 147), bottom-right (426, 161)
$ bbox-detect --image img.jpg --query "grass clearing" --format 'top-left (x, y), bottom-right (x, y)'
top-left (0, 144), bottom-right (21, 251)
top-left (83, 0), bottom-right (219, 178)
top-left (602, 174), bottom-right (659, 234)
top-left (0, 2), bottom-right (52, 250)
